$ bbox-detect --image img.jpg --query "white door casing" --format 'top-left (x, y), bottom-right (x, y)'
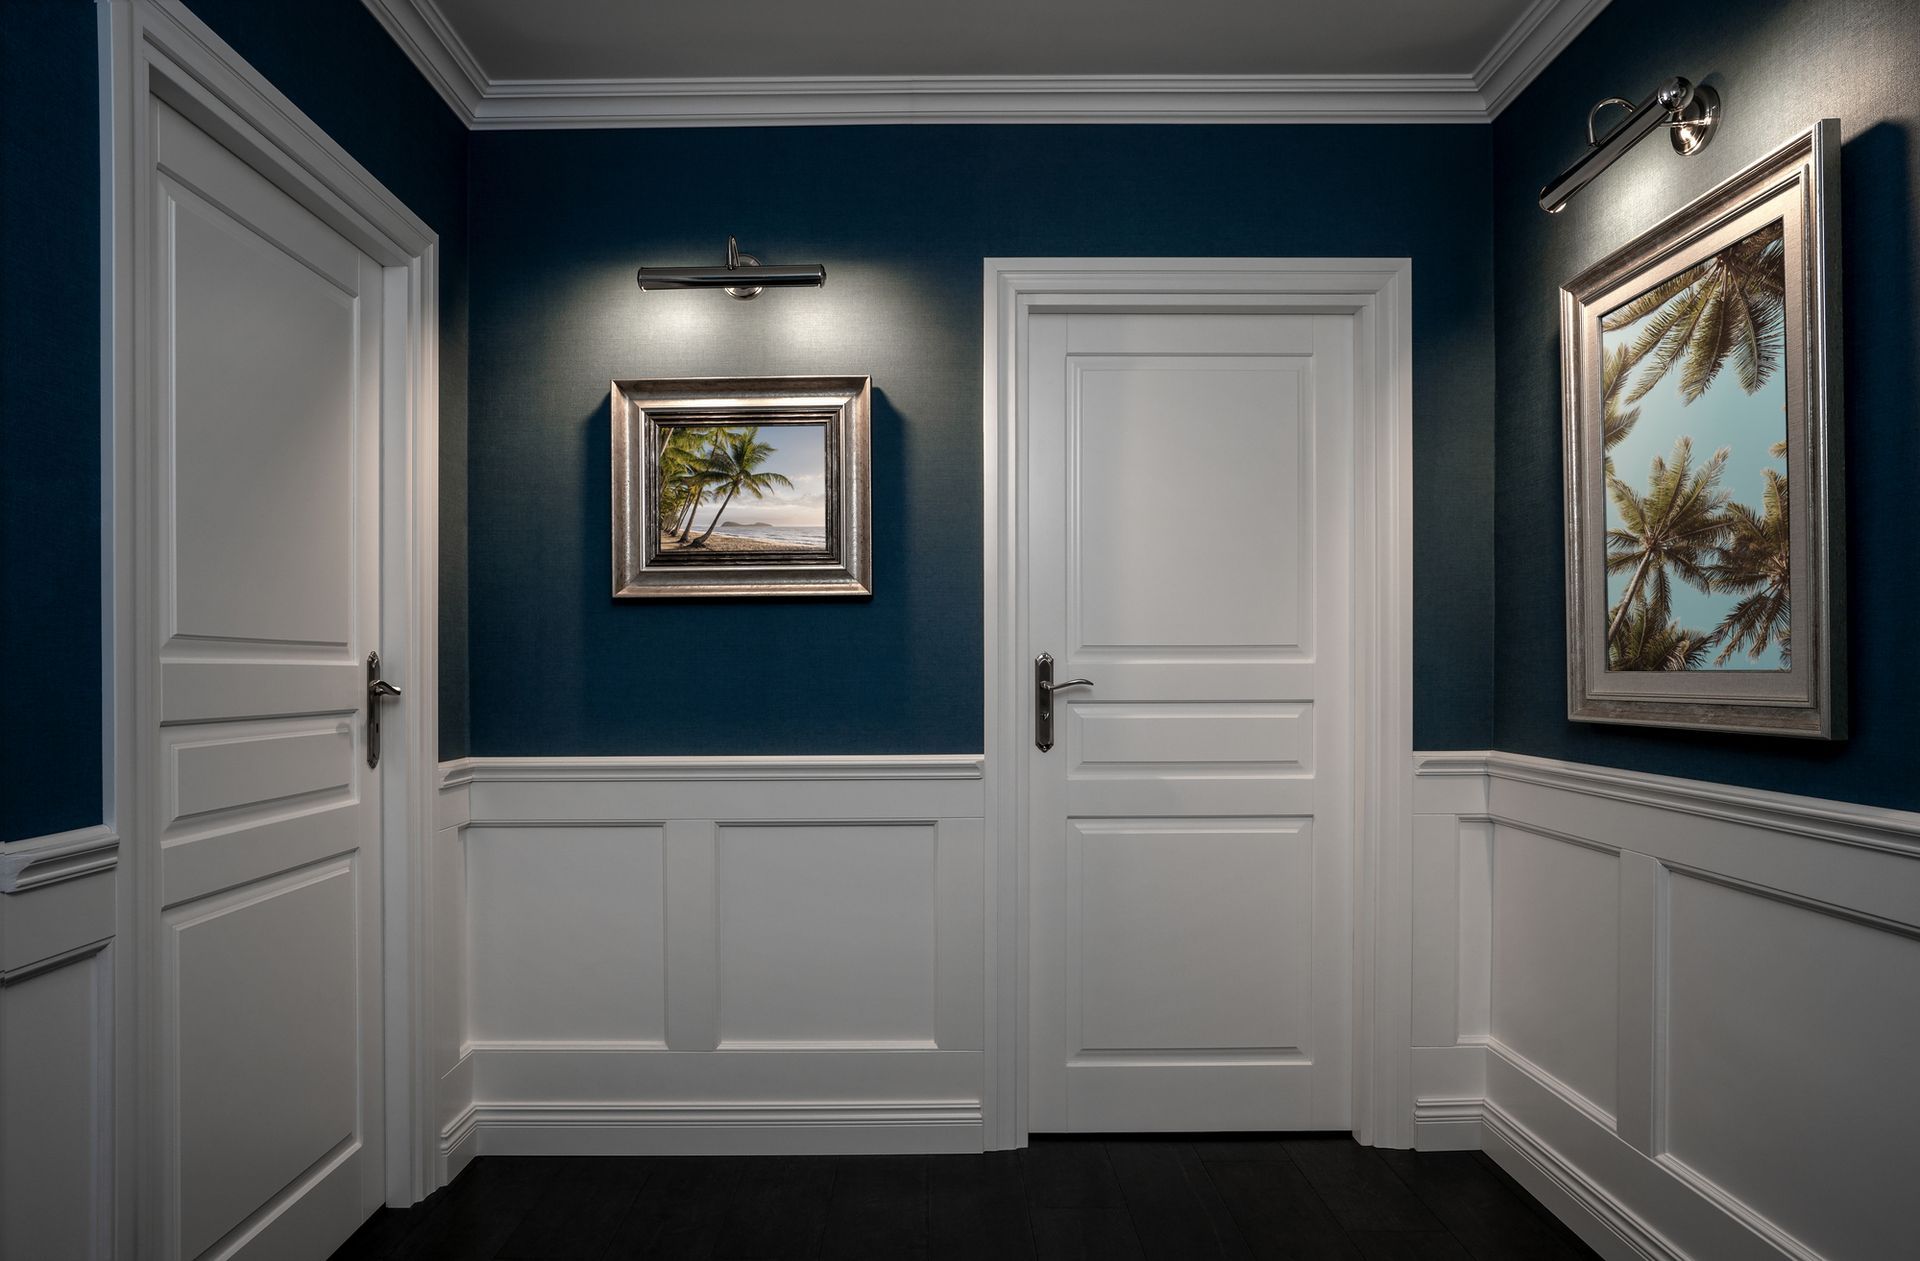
top-left (106, 2), bottom-right (444, 1252)
top-left (1025, 312), bottom-right (1355, 1132)
top-left (983, 261), bottom-right (1415, 1149)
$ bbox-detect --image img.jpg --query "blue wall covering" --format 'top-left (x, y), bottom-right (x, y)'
top-left (466, 125), bottom-right (1497, 756)
top-left (0, 0), bottom-right (469, 841)
top-left (1492, 0), bottom-right (1920, 807)
top-left (0, 0), bottom-right (101, 841)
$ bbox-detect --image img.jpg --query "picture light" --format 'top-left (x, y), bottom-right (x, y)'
top-left (636, 235), bottom-right (826, 300)
top-left (1539, 76), bottom-right (1722, 214)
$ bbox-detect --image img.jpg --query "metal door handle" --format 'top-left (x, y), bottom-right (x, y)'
top-left (1035, 653), bottom-right (1093, 752)
top-left (367, 651), bottom-right (402, 768)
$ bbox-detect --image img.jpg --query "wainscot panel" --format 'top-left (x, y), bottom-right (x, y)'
top-left (1411, 752), bottom-right (1920, 1260)
top-left (437, 756), bottom-right (986, 1157)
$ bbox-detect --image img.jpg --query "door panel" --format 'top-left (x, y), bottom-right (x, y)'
top-left (1029, 311), bottom-right (1354, 1132)
top-left (149, 98), bottom-right (384, 1259)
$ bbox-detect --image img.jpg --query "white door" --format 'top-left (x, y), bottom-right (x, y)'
top-left (1027, 311), bottom-right (1355, 1132)
top-left (145, 99), bottom-right (387, 1259)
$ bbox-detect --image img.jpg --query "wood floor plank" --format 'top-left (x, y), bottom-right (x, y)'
top-left (712, 1155), bottom-right (837, 1259)
top-left (392, 1157), bottom-right (558, 1261)
top-left (1351, 1232), bottom-right (1475, 1261)
top-left (1378, 1151), bottom-right (1598, 1261)
top-left (600, 1156), bottom-right (744, 1261)
top-left (818, 1155), bottom-right (929, 1260)
top-left (1105, 1141), bottom-right (1250, 1261)
top-left (1282, 1139), bottom-right (1445, 1234)
top-left (1202, 1156), bottom-right (1359, 1261)
top-left (494, 1156), bottom-right (653, 1259)
top-left (928, 1151), bottom-right (1035, 1261)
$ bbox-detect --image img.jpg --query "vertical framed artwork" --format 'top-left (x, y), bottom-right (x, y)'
top-left (611, 376), bottom-right (873, 598)
top-left (1562, 121), bottom-right (1844, 736)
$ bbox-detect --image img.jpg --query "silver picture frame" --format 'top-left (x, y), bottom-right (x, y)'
top-left (1562, 121), bottom-right (1844, 737)
top-left (611, 375), bottom-right (873, 598)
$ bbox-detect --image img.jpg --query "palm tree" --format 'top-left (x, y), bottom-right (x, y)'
top-left (686, 427), bottom-right (793, 546)
top-left (1605, 437), bottom-right (1731, 647)
top-left (1609, 602), bottom-right (1717, 671)
top-left (658, 427), bottom-right (716, 539)
top-left (1601, 341), bottom-right (1642, 476)
top-left (1602, 220), bottom-right (1786, 405)
top-left (1707, 467), bottom-right (1791, 664)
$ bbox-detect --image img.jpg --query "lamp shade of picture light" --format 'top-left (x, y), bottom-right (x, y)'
top-left (636, 235), bottom-right (825, 300)
top-left (1539, 76), bottom-right (1722, 214)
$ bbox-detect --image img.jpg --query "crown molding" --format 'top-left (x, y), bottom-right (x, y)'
top-left (1474, 0), bottom-right (1614, 117)
top-left (364, 0), bottom-right (1609, 129)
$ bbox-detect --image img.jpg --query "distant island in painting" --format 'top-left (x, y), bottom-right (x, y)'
top-left (656, 423), bottom-right (829, 555)
top-left (1601, 219), bottom-right (1791, 673)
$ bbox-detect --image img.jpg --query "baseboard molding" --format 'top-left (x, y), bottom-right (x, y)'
top-left (1481, 1101), bottom-right (1681, 1261)
top-left (451, 1100), bottom-right (984, 1157)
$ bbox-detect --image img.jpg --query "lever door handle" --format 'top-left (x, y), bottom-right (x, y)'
top-left (366, 651), bottom-right (402, 768)
top-left (1034, 653), bottom-right (1093, 752)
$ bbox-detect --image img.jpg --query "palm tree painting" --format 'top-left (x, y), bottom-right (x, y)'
top-left (1599, 218), bottom-right (1791, 672)
top-left (655, 422), bottom-right (830, 556)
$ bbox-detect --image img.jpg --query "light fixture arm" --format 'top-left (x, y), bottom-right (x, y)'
top-left (1539, 76), bottom-right (1722, 213)
top-left (636, 235), bottom-right (827, 300)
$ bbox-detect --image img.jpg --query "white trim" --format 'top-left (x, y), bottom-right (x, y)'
top-left (442, 754), bottom-right (984, 787)
top-left (983, 258), bottom-right (1417, 1149)
top-left (361, 0), bottom-right (1609, 128)
top-left (453, 1100), bottom-right (984, 1157)
top-left (1474, 0), bottom-right (1615, 117)
top-left (1415, 750), bottom-right (1920, 859)
top-left (0, 826), bottom-right (120, 894)
top-left (105, 0), bottom-right (444, 1221)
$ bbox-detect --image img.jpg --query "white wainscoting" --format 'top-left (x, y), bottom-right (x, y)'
top-left (0, 839), bottom-right (118, 1261)
top-left (435, 756), bottom-right (987, 1163)
top-left (1411, 751), bottom-right (1920, 1261)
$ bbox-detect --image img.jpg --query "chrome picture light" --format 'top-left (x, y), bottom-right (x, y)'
top-left (1539, 76), bottom-right (1722, 213)
top-left (636, 235), bottom-right (825, 300)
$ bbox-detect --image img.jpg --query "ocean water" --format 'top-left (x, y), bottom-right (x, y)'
top-left (710, 523), bottom-right (828, 547)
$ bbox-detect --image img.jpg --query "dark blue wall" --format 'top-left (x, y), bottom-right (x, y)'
top-left (0, 0), bottom-right (468, 842)
top-left (1492, 0), bottom-right (1920, 807)
top-left (466, 125), bottom-right (1497, 756)
top-left (1, 0), bottom-right (101, 840)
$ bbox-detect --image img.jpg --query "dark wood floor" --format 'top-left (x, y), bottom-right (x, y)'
top-left (331, 1136), bottom-right (1602, 1261)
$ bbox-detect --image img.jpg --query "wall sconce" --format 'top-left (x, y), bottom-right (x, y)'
top-left (636, 236), bottom-right (826, 300)
top-left (1539, 76), bottom-right (1721, 213)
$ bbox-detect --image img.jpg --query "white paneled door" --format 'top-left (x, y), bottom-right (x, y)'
top-left (146, 99), bottom-right (387, 1258)
top-left (1027, 312), bottom-right (1355, 1132)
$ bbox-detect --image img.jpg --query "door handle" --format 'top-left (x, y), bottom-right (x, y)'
top-left (366, 651), bottom-right (402, 769)
top-left (1034, 653), bottom-right (1093, 752)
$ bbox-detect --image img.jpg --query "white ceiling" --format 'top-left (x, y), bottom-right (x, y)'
top-left (438, 0), bottom-right (1534, 82)
top-left (362, 0), bottom-right (1612, 127)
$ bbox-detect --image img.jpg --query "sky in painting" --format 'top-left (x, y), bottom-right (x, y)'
top-left (1603, 256), bottom-right (1788, 670)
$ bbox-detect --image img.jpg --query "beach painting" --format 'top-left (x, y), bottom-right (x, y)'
top-left (1599, 219), bottom-right (1789, 673)
top-left (655, 422), bottom-right (830, 556)
top-left (611, 375), bottom-right (873, 598)
top-left (1559, 121), bottom-right (1842, 737)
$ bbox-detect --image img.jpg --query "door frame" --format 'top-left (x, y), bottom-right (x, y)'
top-left (101, 0), bottom-right (443, 1246)
top-left (981, 259), bottom-right (1416, 1150)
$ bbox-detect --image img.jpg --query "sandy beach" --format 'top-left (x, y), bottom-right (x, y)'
top-left (659, 531), bottom-right (819, 553)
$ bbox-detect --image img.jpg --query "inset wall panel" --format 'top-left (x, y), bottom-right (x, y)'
top-left (1490, 825), bottom-right (1618, 1120)
top-left (716, 823), bottom-right (937, 1046)
top-left (467, 826), bottom-right (666, 1043)
top-left (1665, 873), bottom-right (1920, 1261)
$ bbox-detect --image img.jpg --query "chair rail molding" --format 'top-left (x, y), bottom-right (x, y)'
top-left (0, 826), bottom-right (120, 895)
top-left (361, 0), bottom-right (1610, 128)
top-left (1410, 749), bottom-right (1920, 1261)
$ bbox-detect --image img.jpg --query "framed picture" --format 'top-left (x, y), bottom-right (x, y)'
top-left (1562, 121), bottom-right (1843, 737)
top-left (611, 375), bottom-right (872, 598)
